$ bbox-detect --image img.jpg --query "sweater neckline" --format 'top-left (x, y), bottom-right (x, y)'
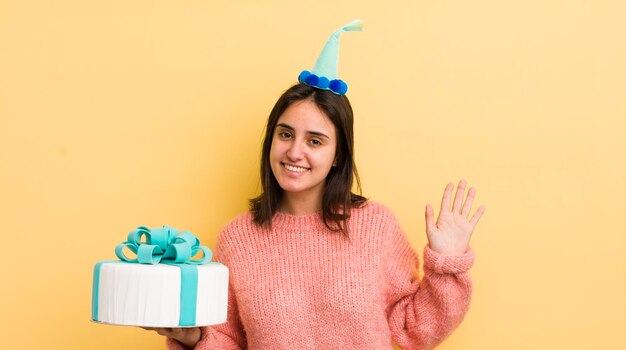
top-left (271, 210), bottom-right (325, 231)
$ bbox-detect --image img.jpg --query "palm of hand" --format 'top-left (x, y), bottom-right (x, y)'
top-left (425, 180), bottom-right (485, 256)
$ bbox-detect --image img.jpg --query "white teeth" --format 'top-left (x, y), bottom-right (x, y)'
top-left (284, 164), bottom-right (308, 173)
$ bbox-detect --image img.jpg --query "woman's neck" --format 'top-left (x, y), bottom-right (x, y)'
top-left (279, 191), bottom-right (323, 215)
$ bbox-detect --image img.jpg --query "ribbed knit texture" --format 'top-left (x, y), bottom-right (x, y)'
top-left (167, 201), bottom-right (474, 350)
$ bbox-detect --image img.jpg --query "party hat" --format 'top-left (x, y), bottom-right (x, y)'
top-left (298, 20), bottom-right (363, 95)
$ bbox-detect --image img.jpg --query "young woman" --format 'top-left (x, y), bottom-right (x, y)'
top-left (147, 83), bottom-right (485, 349)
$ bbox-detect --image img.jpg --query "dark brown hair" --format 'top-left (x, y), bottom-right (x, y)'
top-left (249, 83), bottom-right (367, 235)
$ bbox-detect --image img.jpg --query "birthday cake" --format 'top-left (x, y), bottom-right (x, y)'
top-left (91, 226), bottom-right (228, 327)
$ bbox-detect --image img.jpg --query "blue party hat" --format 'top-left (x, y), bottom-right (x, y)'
top-left (298, 20), bottom-right (363, 95)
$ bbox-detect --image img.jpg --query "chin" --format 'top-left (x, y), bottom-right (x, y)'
top-left (276, 182), bottom-right (304, 194)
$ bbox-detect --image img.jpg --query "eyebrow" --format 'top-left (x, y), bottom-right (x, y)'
top-left (276, 123), bottom-right (331, 139)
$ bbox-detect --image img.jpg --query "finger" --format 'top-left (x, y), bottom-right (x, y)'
top-left (153, 328), bottom-right (170, 336)
top-left (461, 187), bottom-right (476, 218)
top-left (452, 179), bottom-right (467, 214)
top-left (425, 204), bottom-right (436, 235)
top-left (439, 182), bottom-right (454, 214)
top-left (469, 205), bottom-right (486, 227)
top-left (152, 328), bottom-right (176, 337)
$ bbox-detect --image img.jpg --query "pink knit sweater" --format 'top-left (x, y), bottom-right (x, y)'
top-left (167, 201), bottom-right (474, 350)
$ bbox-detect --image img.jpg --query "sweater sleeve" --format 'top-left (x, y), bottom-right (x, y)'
top-left (384, 216), bottom-right (474, 350)
top-left (166, 229), bottom-right (248, 350)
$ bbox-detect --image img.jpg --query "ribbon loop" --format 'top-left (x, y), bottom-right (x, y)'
top-left (114, 242), bottom-right (139, 263)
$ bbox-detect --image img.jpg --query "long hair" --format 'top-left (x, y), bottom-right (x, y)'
top-left (249, 83), bottom-right (367, 235)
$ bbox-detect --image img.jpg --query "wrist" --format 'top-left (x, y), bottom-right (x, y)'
top-left (424, 245), bottom-right (475, 274)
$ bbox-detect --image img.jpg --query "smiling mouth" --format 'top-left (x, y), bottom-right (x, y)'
top-left (283, 163), bottom-right (309, 173)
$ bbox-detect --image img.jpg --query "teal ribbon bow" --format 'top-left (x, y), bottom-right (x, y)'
top-left (115, 225), bottom-right (212, 265)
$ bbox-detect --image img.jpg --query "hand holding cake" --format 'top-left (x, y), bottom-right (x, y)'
top-left (142, 327), bottom-right (201, 348)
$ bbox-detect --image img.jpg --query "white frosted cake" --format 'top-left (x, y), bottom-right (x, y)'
top-left (91, 226), bottom-right (229, 327)
top-left (92, 261), bottom-right (228, 327)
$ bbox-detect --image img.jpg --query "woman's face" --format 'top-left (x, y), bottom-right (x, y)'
top-left (269, 99), bottom-right (337, 204)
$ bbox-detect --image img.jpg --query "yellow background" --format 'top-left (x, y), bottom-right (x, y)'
top-left (1, 1), bottom-right (625, 349)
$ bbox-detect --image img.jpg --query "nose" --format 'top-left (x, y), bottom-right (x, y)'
top-left (286, 140), bottom-right (304, 161)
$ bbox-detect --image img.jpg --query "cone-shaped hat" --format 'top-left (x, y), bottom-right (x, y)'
top-left (298, 20), bottom-right (363, 95)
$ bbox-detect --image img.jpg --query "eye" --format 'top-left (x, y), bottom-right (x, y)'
top-left (277, 130), bottom-right (292, 139)
top-left (309, 138), bottom-right (322, 146)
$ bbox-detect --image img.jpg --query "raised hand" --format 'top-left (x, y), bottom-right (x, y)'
top-left (425, 180), bottom-right (485, 256)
